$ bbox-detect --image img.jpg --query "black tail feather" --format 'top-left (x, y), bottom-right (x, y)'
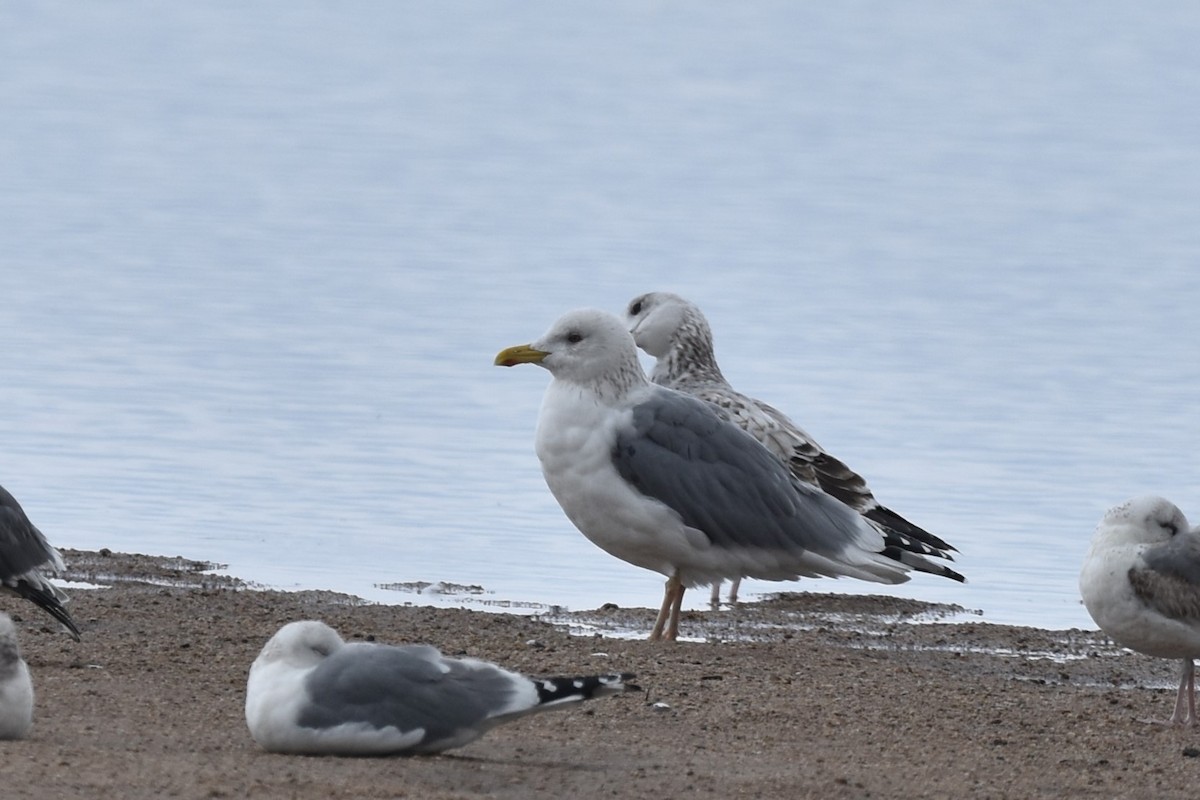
top-left (881, 546), bottom-right (966, 583)
top-left (808, 453), bottom-right (960, 561)
top-left (533, 672), bottom-right (639, 709)
top-left (867, 505), bottom-right (958, 556)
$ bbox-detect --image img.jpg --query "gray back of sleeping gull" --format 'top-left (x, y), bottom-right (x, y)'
top-left (624, 291), bottom-right (961, 577)
top-left (245, 620), bottom-right (637, 755)
top-left (1080, 496), bottom-right (1200, 725)
top-left (496, 309), bottom-right (963, 640)
top-left (0, 484), bottom-right (80, 640)
top-left (0, 613), bottom-right (34, 739)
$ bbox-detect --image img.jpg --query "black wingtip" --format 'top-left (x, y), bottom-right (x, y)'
top-left (882, 547), bottom-right (966, 584)
top-left (10, 581), bottom-right (81, 641)
top-left (534, 672), bottom-right (638, 706)
top-left (867, 505), bottom-right (959, 556)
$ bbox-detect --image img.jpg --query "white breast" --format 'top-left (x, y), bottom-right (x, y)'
top-left (534, 383), bottom-right (714, 578)
top-left (1080, 541), bottom-right (1200, 660)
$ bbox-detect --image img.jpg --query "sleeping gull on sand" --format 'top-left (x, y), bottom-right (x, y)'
top-left (495, 309), bottom-right (963, 641)
top-left (0, 613), bottom-right (33, 740)
top-left (245, 620), bottom-right (637, 755)
top-left (624, 291), bottom-right (961, 606)
top-left (1080, 495), bottom-right (1200, 725)
top-left (0, 484), bottom-right (80, 640)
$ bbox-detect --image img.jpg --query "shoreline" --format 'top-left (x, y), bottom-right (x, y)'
top-left (3, 548), bottom-right (1196, 799)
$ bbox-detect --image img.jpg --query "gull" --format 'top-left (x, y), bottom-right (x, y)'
top-left (1080, 495), bottom-right (1200, 725)
top-left (245, 620), bottom-right (637, 755)
top-left (495, 309), bottom-right (963, 641)
top-left (0, 613), bottom-right (33, 739)
top-left (0, 484), bottom-right (81, 640)
top-left (624, 291), bottom-right (960, 606)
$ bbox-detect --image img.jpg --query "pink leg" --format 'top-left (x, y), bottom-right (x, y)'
top-left (663, 576), bottom-right (685, 641)
top-left (649, 579), bottom-right (675, 641)
top-left (709, 582), bottom-right (721, 608)
top-left (728, 578), bottom-right (741, 604)
top-left (1170, 659), bottom-right (1195, 725)
top-left (1189, 661), bottom-right (1197, 726)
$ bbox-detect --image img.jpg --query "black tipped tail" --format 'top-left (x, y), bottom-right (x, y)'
top-left (882, 547), bottom-right (966, 583)
top-left (534, 672), bottom-right (639, 709)
top-left (869, 505), bottom-right (958, 556)
top-left (873, 507), bottom-right (964, 583)
top-left (10, 581), bottom-right (81, 641)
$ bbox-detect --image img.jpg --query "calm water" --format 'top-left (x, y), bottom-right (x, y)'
top-left (3, 3), bottom-right (1198, 630)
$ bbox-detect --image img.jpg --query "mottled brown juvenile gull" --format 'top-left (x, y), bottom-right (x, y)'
top-left (0, 613), bottom-right (33, 740)
top-left (0, 484), bottom-right (80, 640)
top-left (1080, 496), bottom-right (1200, 725)
top-left (245, 620), bottom-right (637, 755)
top-left (624, 291), bottom-right (961, 604)
top-left (495, 309), bottom-right (962, 641)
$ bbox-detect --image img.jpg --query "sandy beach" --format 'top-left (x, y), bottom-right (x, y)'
top-left (3, 549), bottom-right (1198, 799)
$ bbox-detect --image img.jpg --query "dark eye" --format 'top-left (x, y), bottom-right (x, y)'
top-left (566, 331), bottom-right (582, 343)
top-left (630, 301), bottom-right (643, 315)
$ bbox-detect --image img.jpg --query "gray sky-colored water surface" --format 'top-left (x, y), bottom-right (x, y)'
top-left (3, 2), bottom-right (1199, 629)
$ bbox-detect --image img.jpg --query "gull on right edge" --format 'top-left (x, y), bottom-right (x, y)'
top-left (1080, 495), bottom-right (1200, 725)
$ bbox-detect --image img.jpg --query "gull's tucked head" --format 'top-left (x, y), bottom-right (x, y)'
top-left (1092, 495), bottom-right (1190, 549)
top-left (623, 291), bottom-right (695, 358)
top-left (254, 620), bottom-right (344, 670)
top-left (495, 309), bottom-right (645, 390)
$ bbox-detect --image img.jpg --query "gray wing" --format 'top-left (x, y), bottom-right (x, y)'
top-left (612, 389), bottom-right (879, 558)
top-left (298, 644), bottom-right (529, 740)
top-left (689, 387), bottom-right (957, 559)
top-left (0, 485), bottom-right (62, 581)
top-left (683, 383), bottom-right (864, 499)
top-left (1130, 535), bottom-right (1200, 623)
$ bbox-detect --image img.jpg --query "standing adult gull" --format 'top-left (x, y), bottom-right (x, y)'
top-left (0, 484), bottom-right (80, 640)
top-left (495, 309), bottom-right (963, 641)
top-left (1080, 496), bottom-right (1200, 725)
top-left (624, 291), bottom-right (960, 605)
top-left (245, 620), bottom-right (637, 755)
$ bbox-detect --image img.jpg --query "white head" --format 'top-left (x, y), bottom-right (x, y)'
top-left (495, 309), bottom-right (646, 391)
top-left (1092, 495), bottom-right (1190, 549)
top-left (623, 291), bottom-right (696, 358)
top-left (252, 620), bottom-right (345, 672)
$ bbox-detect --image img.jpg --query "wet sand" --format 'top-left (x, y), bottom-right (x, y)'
top-left (3, 549), bottom-right (1198, 799)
